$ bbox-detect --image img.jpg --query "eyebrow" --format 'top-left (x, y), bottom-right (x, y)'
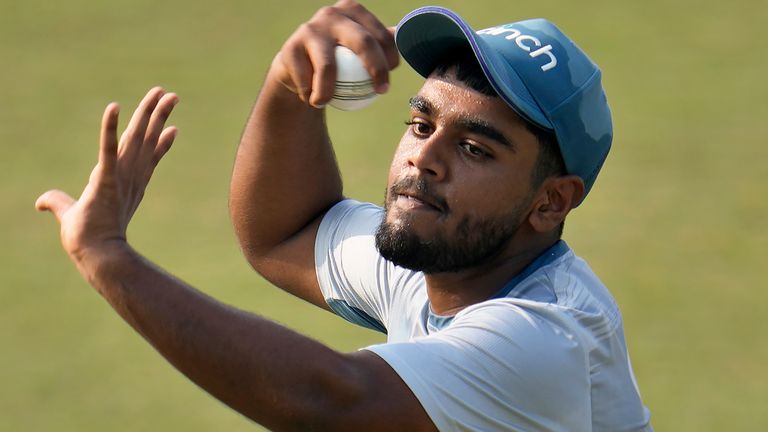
top-left (459, 117), bottom-right (515, 151)
top-left (409, 95), bottom-right (433, 115)
top-left (408, 95), bottom-right (515, 151)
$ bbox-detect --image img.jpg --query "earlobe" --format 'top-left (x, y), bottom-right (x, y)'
top-left (527, 187), bottom-right (555, 233)
top-left (528, 176), bottom-right (584, 233)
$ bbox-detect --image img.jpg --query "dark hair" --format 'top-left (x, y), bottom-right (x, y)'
top-left (432, 48), bottom-right (566, 189)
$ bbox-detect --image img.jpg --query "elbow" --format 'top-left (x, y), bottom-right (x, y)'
top-left (288, 376), bottom-right (373, 431)
top-left (257, 362), bottom-right (372, 432)
top-left (228, 202), bottom-right (274, 270)
top-left (235, 239), bottom-right (274, 277)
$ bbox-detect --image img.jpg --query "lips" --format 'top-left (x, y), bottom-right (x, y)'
top-left (395, 192), bottom-right (444, 213)
top-left (389, 177), bottom-right (448, 213)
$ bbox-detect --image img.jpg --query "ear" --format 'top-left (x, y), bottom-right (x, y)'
top-left (528, 175), bottom-right (585, 233)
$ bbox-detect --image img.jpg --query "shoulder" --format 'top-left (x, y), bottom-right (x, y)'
top-left (368, 299), bottom-right (593, 430)
top-left (315, 199), bottom-right (384, 275)
top-left (314, 200), bottom-right (428, 335)
top-left (319, 199), bottom-right (383, 235)
top-left (450, 299), bottom-right (589, 370)
top-left (505, 246), bottom-right (624, 342)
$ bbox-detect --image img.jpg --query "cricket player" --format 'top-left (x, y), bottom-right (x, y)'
top-left (37, 1), bottom-right (652, 430)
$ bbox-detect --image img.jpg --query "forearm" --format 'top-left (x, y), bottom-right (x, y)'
top-left (230, 71), bottom-right (343, 260)
top-left (81, 243), bottom-right (360, 431)
top-left (37, 79), bottom-right (433, 430)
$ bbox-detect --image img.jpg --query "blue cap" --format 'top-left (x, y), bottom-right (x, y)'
top-left (395, 6), bottom-right (613, 201)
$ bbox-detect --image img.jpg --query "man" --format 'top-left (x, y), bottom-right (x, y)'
top-left (37, 1), bottom-right (651, 430)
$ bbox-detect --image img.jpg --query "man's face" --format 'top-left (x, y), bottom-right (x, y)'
top-left (375, 71), bottom-right (542, 274)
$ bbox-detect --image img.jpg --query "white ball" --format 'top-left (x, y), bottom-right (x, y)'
top-left (329, 46), bottom-right (378, 111)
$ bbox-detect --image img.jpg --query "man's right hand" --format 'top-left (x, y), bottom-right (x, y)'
top-left (270, 0), bottom-right (399, 108)
top-left (231, 1), bottom-right (400, 309)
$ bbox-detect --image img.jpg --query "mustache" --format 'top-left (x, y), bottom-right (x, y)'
top-left (388, 177), bottom-right (449, 213)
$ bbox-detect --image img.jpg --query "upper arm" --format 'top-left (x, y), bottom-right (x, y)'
top-left (314, 350), bottom-right (437, 432)
top-left (246, 199), bottom-right (390, 317)
top-left (246, 212), bottom-right (330, 311)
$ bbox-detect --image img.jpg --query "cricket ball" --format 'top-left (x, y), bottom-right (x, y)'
top-left (329, 46), bottom-right (378, 111)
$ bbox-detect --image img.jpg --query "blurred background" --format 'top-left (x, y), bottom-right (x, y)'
top-left (2, 0), bottom-right (766, 430)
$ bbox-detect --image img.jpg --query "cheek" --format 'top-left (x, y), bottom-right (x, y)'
top-left (386, 140), bottom-right (412, 183)
top-left (448, 174), bottom-right (529, 218)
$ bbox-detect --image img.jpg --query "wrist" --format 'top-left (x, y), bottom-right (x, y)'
top-left (70, 240), bottom-right (136, 289)
top-left (264, 58), bottom-right (323, 111)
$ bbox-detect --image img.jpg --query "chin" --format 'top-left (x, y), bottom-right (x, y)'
top-left (385, 206), bottom-right (442, 239)
top-left (376, 201), bottom-right (524, 274)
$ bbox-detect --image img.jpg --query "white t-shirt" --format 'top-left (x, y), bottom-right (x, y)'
top-left (315, 199), bottom-right (652, 432)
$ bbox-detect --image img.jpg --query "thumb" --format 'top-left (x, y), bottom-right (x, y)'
top-left (35, 189), bottom-right (75, 223)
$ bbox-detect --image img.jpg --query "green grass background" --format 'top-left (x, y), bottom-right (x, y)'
top-left (2, 0), bottom-right (766, 430)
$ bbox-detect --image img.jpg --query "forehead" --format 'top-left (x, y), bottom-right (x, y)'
top-left (415, 72), bottom-right (530, 130)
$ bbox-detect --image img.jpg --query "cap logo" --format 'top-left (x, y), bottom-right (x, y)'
top-left (476, 26), bottom-right (558, 72)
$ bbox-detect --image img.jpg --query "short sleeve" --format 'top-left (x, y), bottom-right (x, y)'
top-left (314, 199), bottom-right (391, 333)
top-left (365, 300), bottom-right (592, 432)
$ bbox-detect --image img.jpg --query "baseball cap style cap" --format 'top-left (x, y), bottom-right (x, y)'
top-left (395, 6), bottom-right (613, 200)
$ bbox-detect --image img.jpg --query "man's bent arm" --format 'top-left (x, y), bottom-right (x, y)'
top-left (229, 1), bottom-right (398, 308)
top-left (230, 73), bottom-right (341, 309)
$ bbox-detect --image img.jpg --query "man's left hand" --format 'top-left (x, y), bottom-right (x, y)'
top-left (36, 87), bottom-right (178, 268)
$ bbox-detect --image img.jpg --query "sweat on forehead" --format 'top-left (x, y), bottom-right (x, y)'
top-left (410, 74), bottom-right (527, 124)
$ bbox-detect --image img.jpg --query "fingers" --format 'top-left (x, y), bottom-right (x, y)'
top-left (337, 1), bottom-right (399, 70)
top-left (99, 103), bottom-right (120, 173)
top-left (35, 189), bottom-right (75, 222)
top-left (276, 0), bottom-right (398, 108)
top-left (119, 87), bottom-right (165, 158)
top-left (333, 19), bottom-right (391, 94)
top-left (278, 49), bottom-right (314, 104)
top-left (115, 88), bottom-right (178, 170)
top-left (152, 126), bottom-right (178, 166)
top-left (144, 92), bottom-right (179, 153)
top-left (304, 38), bottom-right (337, 107)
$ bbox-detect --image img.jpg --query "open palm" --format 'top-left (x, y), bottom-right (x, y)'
top-left (36, 87), bottom-right (179, 263)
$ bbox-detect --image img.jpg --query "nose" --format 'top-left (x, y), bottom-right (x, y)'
top-left (405, 134), bottom-right (448, 181)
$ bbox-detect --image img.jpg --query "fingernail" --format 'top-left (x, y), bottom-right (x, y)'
top-left (376, 82), bottom-right (390, 94)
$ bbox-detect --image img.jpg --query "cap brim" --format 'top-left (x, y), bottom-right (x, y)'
top-left (395, 6), bottom-right (553, 129)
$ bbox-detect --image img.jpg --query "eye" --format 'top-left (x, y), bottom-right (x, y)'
top-left (404, 119), bottom-right (433, 137)
top-left (460, 142), bottom-right (491, 158)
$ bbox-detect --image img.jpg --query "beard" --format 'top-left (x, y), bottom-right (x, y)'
top-left (374, 177), bottom-right (530, 274)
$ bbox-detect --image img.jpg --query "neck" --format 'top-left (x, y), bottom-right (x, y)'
top-left (425, 234), bottom-right (557, 316)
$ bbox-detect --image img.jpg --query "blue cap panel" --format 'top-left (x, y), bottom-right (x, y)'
top-left (548, 71), bottom-right (613, 195)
